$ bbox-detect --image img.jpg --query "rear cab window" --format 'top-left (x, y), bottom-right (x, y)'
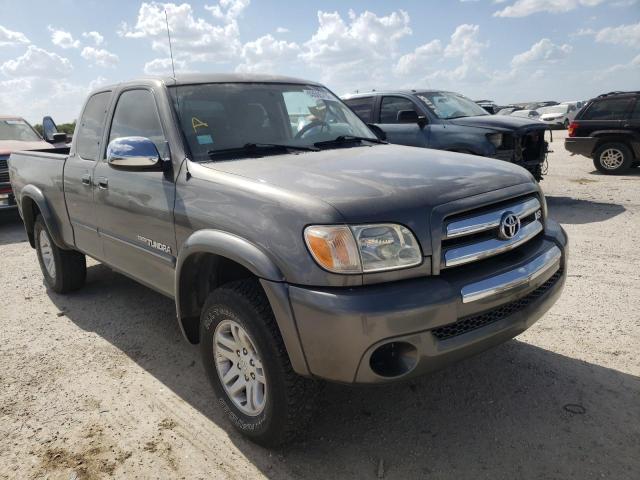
top-left (343, 96), bottom-right (375, 123)
top-left (581, 97), bottom-right (634, 120)
top-left (76, 92), bottom-right (111, 160)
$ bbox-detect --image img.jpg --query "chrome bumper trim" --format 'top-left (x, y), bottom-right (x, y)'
top-left (444, 219), bottom-right (543, 268)
top-left (445, 197), bottom-right (541, 239)
top-left (461, 245), bottom-right (561, 303)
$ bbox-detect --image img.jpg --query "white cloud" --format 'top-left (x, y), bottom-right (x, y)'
top-left (120, 1), bottom-right (248, 64)
top-left (276, 27), bottom-right (289, 33)
top-left (300, 9), bottom-right (411, 86)
top-left (0, 76), bottom-right (100, 123)
top-left (236, 34), bottom-right (300, 73)
top-left (0, 25), bottom-right (30, 46)
top-left (426, 24), bottom-right (490, 83)
top-left (511, 38), bottom-right (572, 67)
top-left (143, 57), bottom-right (188, 75)
top-left (1, 45), bottom-right (73, 77)
top-left (494, 0), bottom-right (607, 18)
top-left (596, 52), bottom-right (640, 79)
top-left (594, 22), bottom-right (640, 48)
top-left (205, 0), bottom-right (250, 22)
top-left (81, 46), bottom-right (119, 67)
top-left (48, 26), bottom-right (81, 49)
top-left (82, 31), bottom-right (104, 46)
top-left (395, 40), bottom-right (442, 75)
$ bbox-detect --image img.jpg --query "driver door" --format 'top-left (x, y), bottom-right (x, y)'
top-left (373, 96), bottom-right (429, 148)
top-left (93, 88), bottom-right (176, 296)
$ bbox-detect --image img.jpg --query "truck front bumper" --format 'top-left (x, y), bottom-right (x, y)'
top-left (269, 221), bottom-right (567, 384)
top-left (565, 137), bottom-right (597, 157)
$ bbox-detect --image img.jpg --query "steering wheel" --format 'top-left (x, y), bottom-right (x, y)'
top-left (295, 120), bottom-right (330, 139)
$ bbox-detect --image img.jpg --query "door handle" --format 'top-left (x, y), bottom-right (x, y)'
top-left (97, 177), bottom-right (109, 190)
top-left (81, 174), bottom-right (91, 186)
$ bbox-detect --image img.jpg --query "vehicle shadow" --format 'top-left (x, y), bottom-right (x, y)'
top-left (47, 264), bottom-right (640, 479)
top-left (545, 196), bottom-right (625, 225)
top-left (0, 211), bottom-right (27, 246)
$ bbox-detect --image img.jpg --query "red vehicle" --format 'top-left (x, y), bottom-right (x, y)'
top-left (1, 115), bottom-right (66, 211)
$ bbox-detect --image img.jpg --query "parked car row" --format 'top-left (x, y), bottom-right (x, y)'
top-left (342, 89), bottom-right (549, 181)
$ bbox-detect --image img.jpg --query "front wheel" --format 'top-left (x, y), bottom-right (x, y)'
top-left (34, 215), bottom-right (86, 293)
top-left (563, 119), bottom-right (569, 129)
top-left (199, 279), bottom-right (319, 447)
top-left (593, 143), bottom-right (633, 174)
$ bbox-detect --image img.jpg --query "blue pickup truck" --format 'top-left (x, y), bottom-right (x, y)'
top-left (343, 90), bottom-right (549, 181)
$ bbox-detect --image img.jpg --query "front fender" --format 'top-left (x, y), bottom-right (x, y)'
top-left (174, 230), bottom-right (311, 376)
top-left (20, 184), bottom-right (66, 249)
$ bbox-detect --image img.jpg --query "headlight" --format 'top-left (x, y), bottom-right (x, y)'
top-left (304, 224), bottom-right (422, 274)
top-left (487, 133), bottom-right (503, 148)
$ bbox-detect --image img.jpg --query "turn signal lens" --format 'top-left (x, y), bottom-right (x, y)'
top-left (304, 226), bottom-right (361, 273)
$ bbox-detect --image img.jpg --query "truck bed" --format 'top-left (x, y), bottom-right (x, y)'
top-left (9, 148), bottom-right (73, 247)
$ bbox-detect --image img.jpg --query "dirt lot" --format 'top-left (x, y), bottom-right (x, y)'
top-left (1, 130), bottom-right (639, 480)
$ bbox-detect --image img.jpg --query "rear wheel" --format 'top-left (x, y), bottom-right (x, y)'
top-left (199, 279), bottom-right (319, 447)
top-left (593, 143), bottom-right (633, 174)
top-left (34, 215), bottom-right (86, 293)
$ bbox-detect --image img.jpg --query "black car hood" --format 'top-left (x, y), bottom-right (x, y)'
top-left (202, 144), bottom-right (534, 220)
top-left (448, 115), bottom-right (546, 131)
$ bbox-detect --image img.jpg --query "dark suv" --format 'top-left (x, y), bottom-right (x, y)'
top-left (565, 91), bottom-right (640, 174)
top-left (343, 90), bottom-right (549, 181)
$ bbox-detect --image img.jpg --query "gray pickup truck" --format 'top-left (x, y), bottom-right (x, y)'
top-left (9, 74), bottom-right (568, 447)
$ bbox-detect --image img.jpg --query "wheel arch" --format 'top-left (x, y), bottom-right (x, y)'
top-left (19, 185), bottom-right (65, 249)
top-left (174, 230), bottom-right (310, 376)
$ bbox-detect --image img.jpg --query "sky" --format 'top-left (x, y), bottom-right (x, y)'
top-left (0, 0), bottom-right (638, 123)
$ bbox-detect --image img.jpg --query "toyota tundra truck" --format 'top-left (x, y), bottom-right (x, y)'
top-left (9, 74), bottom-right (568, 447)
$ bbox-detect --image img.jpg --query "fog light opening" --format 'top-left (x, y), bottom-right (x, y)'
top-left (369, 341), bottom-right (418, 378)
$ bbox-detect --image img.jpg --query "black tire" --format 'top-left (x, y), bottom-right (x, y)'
top-left (200, 279), bottom-right (320, 447)
top-left (34, 215), bottom-right (86, 293)
top-left (593, 142), bottom-right (633, 174)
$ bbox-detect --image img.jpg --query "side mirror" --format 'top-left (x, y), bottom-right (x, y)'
top-left (107, 137), bottom-right (162, 170)
top-left (42, 115), bottom-right (59, 143)
top-left (367, 124), bottom-right (387, 141)
top-left (397, 110), bottom-right (427, 127)
top-left (52, 132), bottom-right (68, 144)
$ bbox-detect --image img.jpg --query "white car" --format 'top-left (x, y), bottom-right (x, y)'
top-left (511, 109), bottom-right (541, 120)
top-left (537, 104), bottom-right (577, 129)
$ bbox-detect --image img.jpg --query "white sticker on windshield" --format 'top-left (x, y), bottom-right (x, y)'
top-left (304, 88), bottom-right (334, 101)
top-left (4, 120), bottom-right (27, 125)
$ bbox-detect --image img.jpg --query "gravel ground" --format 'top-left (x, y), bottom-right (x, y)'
top-left (1, 130), bottom-right (639, 480)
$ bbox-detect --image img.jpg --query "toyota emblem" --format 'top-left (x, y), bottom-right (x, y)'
top-left (499, 212), bottom-right (521, 240)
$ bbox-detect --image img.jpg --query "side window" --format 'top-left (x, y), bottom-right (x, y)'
top-left (582, 98), bottom-right (633, 120)
top-left (344, 97), bottom-right (374, 123)
top-left (108, 89), bottom-right (168, 158)
top-left (379, 96), bottom-right (418, 124)
top-left (631, 100), bottom-right (640, 120)
top-left (76, 92), bottom-right (111, 160)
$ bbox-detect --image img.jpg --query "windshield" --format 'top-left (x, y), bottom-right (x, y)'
top-left (0, 118), bottom-right (41, 142)
top-left (169, 83), bottom-right (377, 161)
top-left (416, 91), bottom-right (489, 119)
top-left (538, 105), bottom-right (568, 114)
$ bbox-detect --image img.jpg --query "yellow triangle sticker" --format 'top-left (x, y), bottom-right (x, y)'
top-left (192, 117), bottom-right (208, 133)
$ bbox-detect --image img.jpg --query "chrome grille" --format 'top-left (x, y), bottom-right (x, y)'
top-left (0, 157), bottom-right (9, 184)
top-left (441, 196), bottom-right (543, 269)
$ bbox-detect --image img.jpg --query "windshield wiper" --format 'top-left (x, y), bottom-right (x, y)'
top-left (208, 142), bottom-right (318, 158)
top-left (313, 135), bottom-right (386, 148)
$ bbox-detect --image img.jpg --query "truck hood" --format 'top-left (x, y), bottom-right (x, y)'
top-left (202, 144), bottom-right (534, 220)
top-left (0, 140), bottom-right (52, 156)
top-left (447, 115), bottom-right (545, 131)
